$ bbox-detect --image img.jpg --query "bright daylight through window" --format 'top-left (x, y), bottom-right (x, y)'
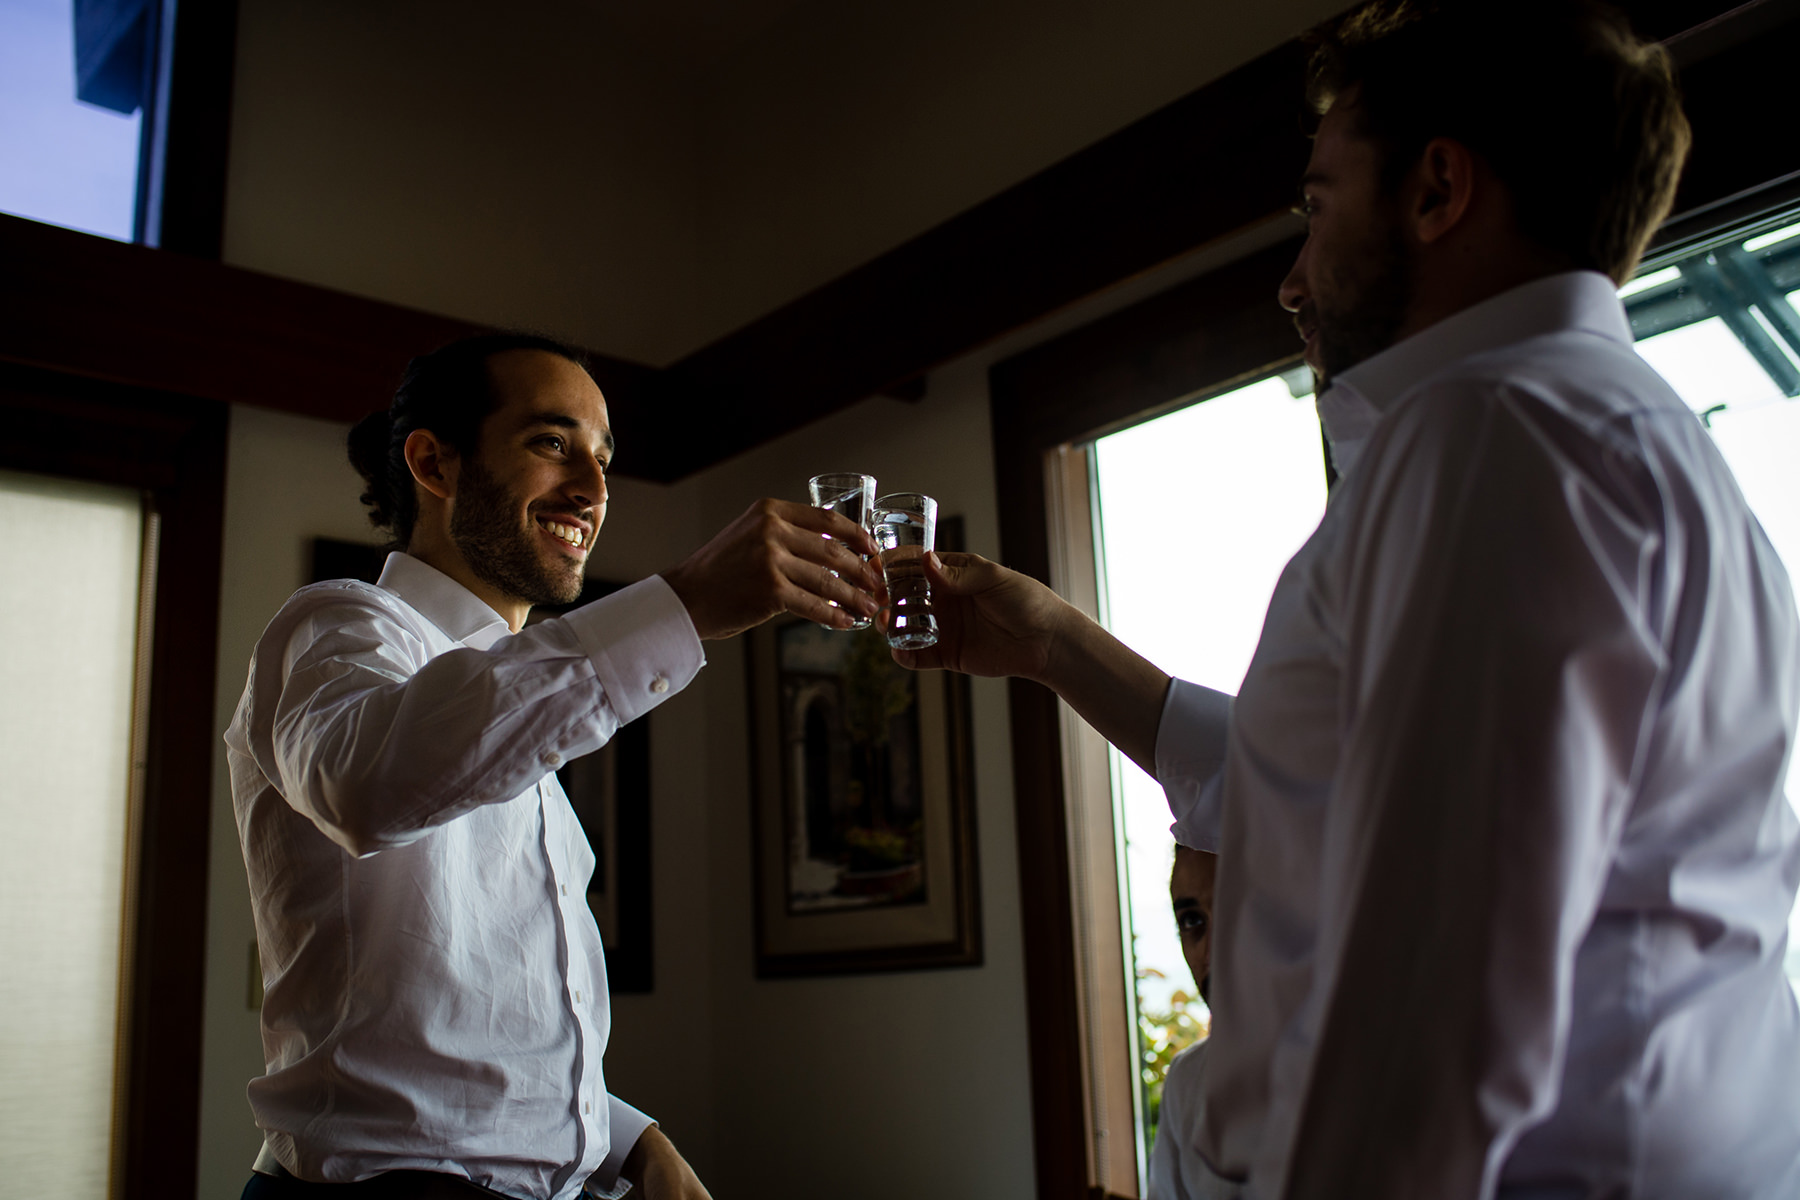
top-left (1092, 211), bottom-right (1800, 1158)
top-left (1, 0), bottom-right (157, 241)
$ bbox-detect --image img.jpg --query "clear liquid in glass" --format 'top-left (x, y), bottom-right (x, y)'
top-left (874, 511), bottom-right (939, 650)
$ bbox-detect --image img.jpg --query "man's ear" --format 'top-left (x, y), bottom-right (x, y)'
top-left (403, 428), bottom-right (459, 502)
top-left (1408, 136), bottom-right (1477, 245)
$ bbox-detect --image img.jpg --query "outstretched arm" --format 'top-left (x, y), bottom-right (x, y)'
top-left (891, 551), bottom-right (1171, 778)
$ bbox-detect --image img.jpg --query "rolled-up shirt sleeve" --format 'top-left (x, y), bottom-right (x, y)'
top-left (246, 575), bottom-right (704, 856)
top-left (1276, 383), bottom-right (1666, 1199)
top-left (1158, 679), bottom-right (1234, 852)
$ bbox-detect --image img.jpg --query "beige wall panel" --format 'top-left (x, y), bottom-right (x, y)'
top-left (222, 0), bottom-right (705, 365)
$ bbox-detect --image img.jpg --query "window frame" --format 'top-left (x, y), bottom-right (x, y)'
top-left (0, 359), bottom-right (227, 1199)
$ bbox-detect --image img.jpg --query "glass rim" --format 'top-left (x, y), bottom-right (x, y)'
top-left (809, 472), bottom-right (876, 490)
top-left (873, 491), bottom-right (937, 514)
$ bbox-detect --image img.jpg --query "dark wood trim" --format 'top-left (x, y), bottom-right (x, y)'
top-left (989, 239), bottom-right (1306, 451)
top-left (144, 0), bottom-right (241, 257)
top-left (0, 212), bottom-right (653, 438)
top-left (987, 240), bottom-right (1304, 1200)
top-left (0, 360), bottom-right (227, 1200)
top-left (1661, 18), bottom-right (1800, 233)
top-left (627, 40), bottom-right (1314, 483)
top-left (8, 1), bottom-right (1796, 485)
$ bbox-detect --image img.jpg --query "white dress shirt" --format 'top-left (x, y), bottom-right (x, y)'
top-left (1150, 1039), bottom-right (1237, 1200)
top-left (225, 552), bottom-right (704, 1200)
top-left (1158, 272), bottom-right (1800, 1199)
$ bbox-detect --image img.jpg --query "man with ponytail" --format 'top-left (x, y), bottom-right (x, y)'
top-left (227, 333), bottom-right (881, 1199)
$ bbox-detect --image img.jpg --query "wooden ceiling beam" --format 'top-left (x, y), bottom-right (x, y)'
top-left (3, 0), bottom-right (1792, 484)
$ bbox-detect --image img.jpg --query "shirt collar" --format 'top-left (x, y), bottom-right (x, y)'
top-left (1316, 270), bottom-right (1631, 477)
top-left (376, 552), bottom-right (512, 650)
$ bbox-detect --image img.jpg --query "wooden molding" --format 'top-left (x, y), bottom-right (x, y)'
top-left (0, 212), bottom-right (653, 437)
top-left (0, 361), bottom-right (229, 1200)
top-left (6, 2), bottom-right (1795, 485)
top-left (145, 0), bottom-right (241, 257)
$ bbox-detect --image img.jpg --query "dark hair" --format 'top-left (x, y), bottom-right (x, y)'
top-left (348, 332), bottom-right (592, 547)
top-left (1305, 0), bottom-right (1691, 284)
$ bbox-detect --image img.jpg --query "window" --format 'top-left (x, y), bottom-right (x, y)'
top-left (1091, 368), bottom-right (1326, 1162)
top-left (0, 468), bottom-right (152, 1197)
top-left (0, 0), bottom-right (168, 241)
top-left (1621, 210), bottom-right (1800, 998)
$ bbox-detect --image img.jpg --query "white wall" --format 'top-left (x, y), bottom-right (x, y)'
top-left (223, 0), bottom-right (705, 366)
top-left (221, 0), bottom-right (1346, 366)
top-left (681, 363), bottom-right (1032, 1198)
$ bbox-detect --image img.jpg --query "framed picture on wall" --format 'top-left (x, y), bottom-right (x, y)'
top-left (309, 539), bottom-right (655, 992)
top-left (745, 517), bottom-right (982, 978)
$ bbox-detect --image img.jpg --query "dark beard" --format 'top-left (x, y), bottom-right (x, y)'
top-left (1310, 217), bottom-right (1414, 379)
top-left (450, 455), bottom-right (585, 608)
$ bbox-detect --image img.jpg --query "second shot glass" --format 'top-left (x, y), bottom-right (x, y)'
top-left (871, 492), bottom-right (940, 650)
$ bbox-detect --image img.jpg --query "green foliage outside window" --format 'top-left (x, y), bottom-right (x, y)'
top-left (1137, 965), bottom-right (1210, 1146)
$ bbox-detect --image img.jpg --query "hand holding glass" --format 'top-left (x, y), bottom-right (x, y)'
top-left (807, 473), bottom-right (877, 630)
top-left (872, 493), bottom-right (940, 650)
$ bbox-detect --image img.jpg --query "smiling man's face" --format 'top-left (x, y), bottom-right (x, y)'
top-left (1279, 96), bottom-right (1418, 382)
top-left (449, 348), bottom-right (613, 610)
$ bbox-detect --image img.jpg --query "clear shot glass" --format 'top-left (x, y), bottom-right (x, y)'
top-left (871, 492), bottom-right (939, 650)
top-left (807, 473), bottom-right (877, 631)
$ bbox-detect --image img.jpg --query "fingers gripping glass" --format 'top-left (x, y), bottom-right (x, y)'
top-left (807, 473), bottom-right (877, 630)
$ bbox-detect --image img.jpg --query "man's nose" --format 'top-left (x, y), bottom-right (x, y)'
top-left (569, 457), bottom-right (607, 509)
top-left (1277, 244), bottom-right (1310, 313)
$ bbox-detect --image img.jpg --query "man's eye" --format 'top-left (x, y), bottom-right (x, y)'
top-left (540, 436), bottom-right (566, 453)
top-left (1177, 911), bottom-right (1208, 936)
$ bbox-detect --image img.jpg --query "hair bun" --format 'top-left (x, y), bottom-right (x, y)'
top-left (347, 409), bottom-right (398, 531)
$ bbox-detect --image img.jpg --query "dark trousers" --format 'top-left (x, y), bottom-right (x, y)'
top-left (242, 1167), bottom-right (506, 1199)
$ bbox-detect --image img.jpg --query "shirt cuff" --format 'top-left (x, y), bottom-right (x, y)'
top-left (588, 1097), bottom-right (656, 1199)
top-left (564, 576), bottom-right (706, 727)
top-left (1157, 678), bottom-right (1232, 853)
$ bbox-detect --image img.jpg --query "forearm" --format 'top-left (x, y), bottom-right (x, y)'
top-left (1036, 602), bottom-right (1172, 779)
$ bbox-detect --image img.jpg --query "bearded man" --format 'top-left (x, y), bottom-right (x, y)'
top-left (226, 333), bottom-right (883, 1199)
top-left (898, 2), bottom-right (1800, 1197)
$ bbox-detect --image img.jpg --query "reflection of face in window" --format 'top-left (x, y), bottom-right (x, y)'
top-left (1170, 846), bottom-right (1217, 1005)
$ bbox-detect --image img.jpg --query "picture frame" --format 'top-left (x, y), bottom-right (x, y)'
top-left (745, 517), bottom-right (982, 977)
top-left (309, 538), bottom-right (655, 992)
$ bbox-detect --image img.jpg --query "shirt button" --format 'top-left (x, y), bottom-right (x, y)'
top-left (574, 989), bottom-right (582, 1002)
top-left (560, 883), bottom-right (568, 896)
top-left (584, 1101), bottom-right (591, 1115)
top-left (650, 675), bottom-right (670, 694)
top-left (541, 751), bottom-right (562, 769)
